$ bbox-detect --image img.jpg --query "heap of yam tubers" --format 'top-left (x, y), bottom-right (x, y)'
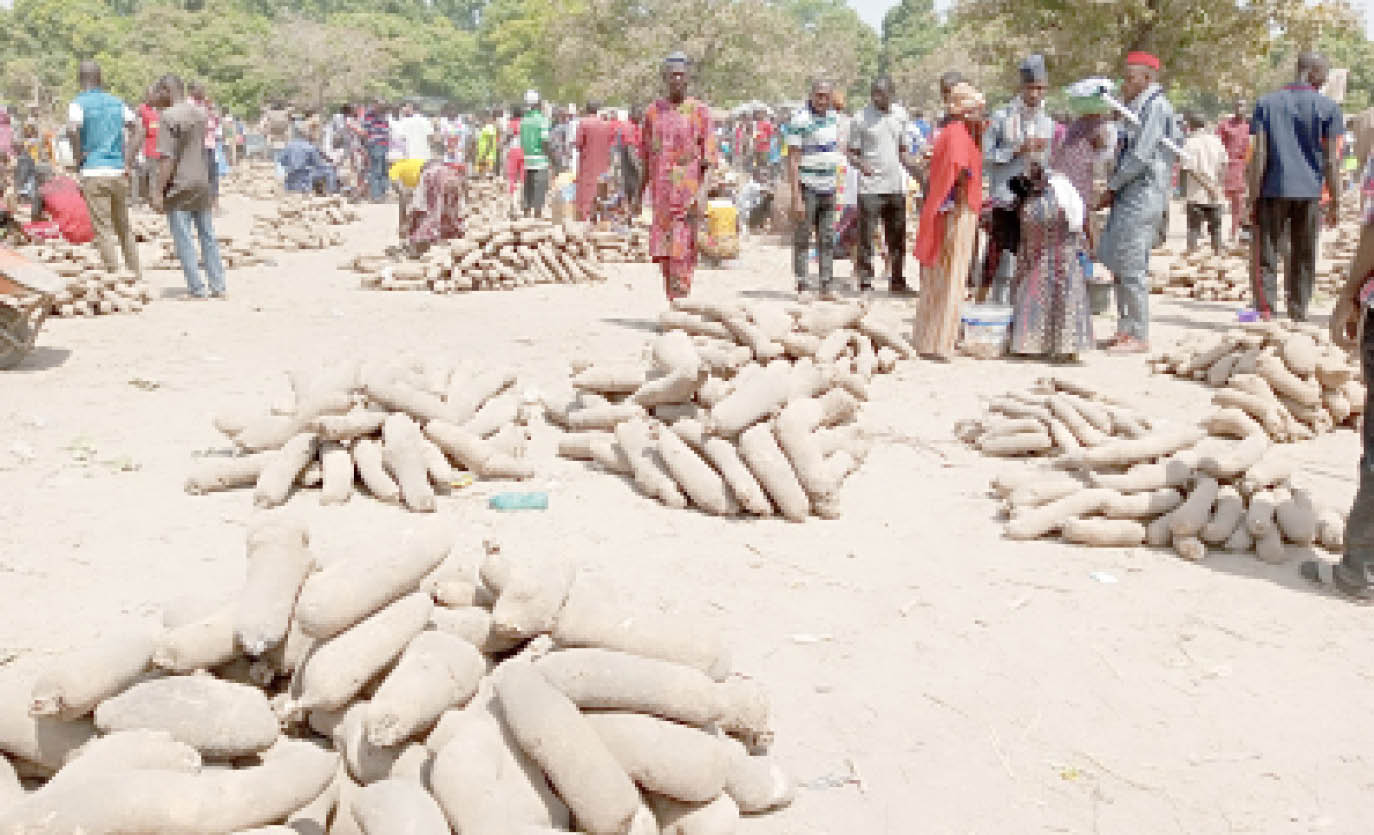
top-left (1149, 319), bottom-right (1365, 442)
top-left (979, 390), bottom-right (1347, 563)
top-left (550, 298), bottom-right (914, 520)
top-left (351, 218), bottom-right (619, 293)
top-left (12, 241), bottom-right (155, 317)
top-left (222, 160), bottom-right (286, 200)
top-left (248, 195), bottom-right (362, 252)
top-left (1147, 245), bottom-right (1256, 303)
top-left (187, 360), bottom-right (535, 511)
top-left (0, 520), bottom-right (791, 833)
top-left (955, 377), bottom-right (1153, 457)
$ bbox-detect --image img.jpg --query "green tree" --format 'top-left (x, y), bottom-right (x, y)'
top-left (880, 0), bottom-right (941, 75)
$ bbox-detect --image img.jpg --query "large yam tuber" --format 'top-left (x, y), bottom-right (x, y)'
top-left (319, 441), bottom-right (355, 505)
top-left (1199, 432), bottom-right (1270, 479)
top-left (1061, 518), bottom-right (1146, 547)
top-left (353, 439), bottom-right (402, 503)
top-left (154, 604), bottom-right (237, 672)
top-left (585, 712), bottom-right (728, 803)
top-left (857, 313), bottom-right (915, 359)
top-left (1169, 476), bottom-right (1220, 539)
top-left (1090, 454), bottom-right (1196, 492)
top-left (1211, 388), bottom-right (1285, 438)
top-left (28, 626), bottom-right (155, 720)
top-left (719, 736), bottom-right (793, 814)
top-left (0, 676), bottom-right (96, 771)
top-left (554, 575), bottom-right (731, 681)
top-left (977, 430), bottom-right (1053, 456)
top-left (94, 675), bottom-right (279, 758)
top-left (447, 370), bottom-right (516, 424)
top-left (425, 419), bottom-right (534, 480)
top-left (1005, 488), bottom-right (1115, 540)
top-left (1203, 408), bottom-right (1265, 439)
top-left (381, 414), bottom-right (436, 512)
top-left (649, 793), bottom-right (741, 835)
top-left (185, 452), bottom-right (272, 495)
top-left (535, 648), bottom-right (722, 728)
top-left (615, 420), bottom-right (687, 509)
top-left (351, 779), bottom-right (449, 835)
top-left (364, 374), bottom-right (450, 423)
top-left (658, 429), bottom-right (741, 516)
top-left (46, 729), bottom-right (199, 791)
top-left (464, 391), bottom-right (520, 438)
top-left (1223, 520), bottom-right (1255, 553)
top-left (291, 593), bottom-right (433, 712)
top-left (496, 663), bottom-right (641, 835)
top-left (316, 408), bottom-right (386, 443)
top-left (0, 738), bottom-right (337, 833)
top-left (702, 437), bottom-right (774, 517)
top-left (1246, 489), bottom-right (1279, 537)
top-left (1275, 487), bottom-right (1318, 545)
top-left (1101, 487), bottom-right (1183, 519)
top-left (1255, 526), bottom-right (1287, 564)
top-left (572, 363), bottom-right (647, 395)
top-left (236, 517), bottom-right (314, 656)
top-left (254, 432), bottom-right (319, 507)
top-left (1079, 427), bottom-right (1204, 470)
top-left (1241, 449), bottom-right (1293, 495)
top-left (1281, 332), bottom-right (1318, 377)
top-left (234, 414), bottom-right (299, 452)
top-left (1200, 486), bottom-right (1245, 545)
top-left (294, 530), bottom-right (445, 641)
top-left (1048, 396), bottom-right (1108, 446)
top-left (366, 631), bottom-right (485, 748)
top-left (1256, 350), bottom-right (1321, 407)
top-left (488, 553), bottom-right (576, 642)
top-left (709, 361), bottom-right (792, 437)
top-left (633, 331), bottom-right (704, 407)
top-left (738, 422), bottom-right (810, 522)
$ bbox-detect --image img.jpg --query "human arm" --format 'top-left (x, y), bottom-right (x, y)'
top-left (152, 119), bottom-right (176, 212)
top-left (983, 111), bottom-right (1013, 165)
top-left (1246, 128), bottom-right (1267, 222)
top-left (1325, 104), bottom-right (1345, 226)
top-left (1330, 219), bottom-right (1374, 348)
top-left (66, 102), bottom-right (82, 171)
top-left (1106, 99), bottom-right (1167, 194)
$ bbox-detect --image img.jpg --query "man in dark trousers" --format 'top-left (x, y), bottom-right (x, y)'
top-left (849, 76), bottom-right (917, 294)
top-left (1248, 52), bottom-right (1343, 321)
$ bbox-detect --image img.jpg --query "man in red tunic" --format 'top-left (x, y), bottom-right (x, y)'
top-left (1216, 99), bottom-right (1250, 241)
top-left (574, 102), bottom-right (617, 220)
top-left (30, 172), bottom-right (94, 244)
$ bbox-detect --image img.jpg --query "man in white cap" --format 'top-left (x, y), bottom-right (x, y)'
top-left (519, 90), bottom-right (551, 217)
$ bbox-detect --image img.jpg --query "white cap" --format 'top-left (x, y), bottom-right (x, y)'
top-left (525, 89), bottom-right (540, 106)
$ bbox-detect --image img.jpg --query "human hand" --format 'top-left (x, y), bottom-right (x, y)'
top-left (1095, 191), bottom-right (1114, 212)
top-left (1331, 293), bottom-right (1360, 349)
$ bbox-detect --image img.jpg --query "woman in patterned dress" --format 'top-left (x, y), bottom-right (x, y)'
top-left (636, 52), bottom-right (716, 300)
top-left (1009, 160), bottom-right (1094, 359)
top-left (911, 82), bottom-right (984, 359)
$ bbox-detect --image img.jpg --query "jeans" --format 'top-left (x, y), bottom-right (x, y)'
top-left (792, 186), bottom-right (835, 290)
top-left (168, 208), bottom-right (225, 297)
top-left (367, 143), bottom-right (389, 202)
top-left (523, 167), bottom-right (549, 217)
top-left (80, 175), bottom-right (141, 278)
top-left (1113, 270), bottom-right (1150, 341)
top-left (1186, 202), bottom-right (1222, 252)
top-left (856, 192), bottom-right (907, 288)
top-left (1341, 307), bottom-right (1374, 592)
top-left (1254, 197), bottom-right (1319, 321)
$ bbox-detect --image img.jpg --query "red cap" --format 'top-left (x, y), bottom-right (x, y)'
top-left (1126, 51), bottom-right (1161, 71)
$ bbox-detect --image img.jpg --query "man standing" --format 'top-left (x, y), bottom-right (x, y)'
top-left (66, 60), bottom-right (140, 281)
top-left (134, 85), bottom-right (160, 207)
top-left (849, 76), bottom-right (914, 293)
top-left (1097, 52), bottom-right (1177, 353)
top-left (1216, 99), bottom-right (1250, 240)
top-left (982, 54), bottom-right (1053, 304)
top-left (475, 114), bottom-right (498, 177)
top-left (786, 79), bottom-right (842, 299)
top-left (520, 91), bottom-right (551, 218)
top-left (362, 101), bottom-right (391, 202)
top-left (1248, 52), bottom-right (1343, 322)
top-left (574, 102), bottom-right (617, 220)
top-left (1180, 115), bottom-right (1228, 253)
top-left (394, 102), bottom-right (434, 163)
top-left (636, 52), bottom-right (715, 300)
top-left (150, 74), bottom-right (226, 300)
top-left (261, 100), bottom-right (291, 162)
top-left (752, 107), bottom-right (774, 180)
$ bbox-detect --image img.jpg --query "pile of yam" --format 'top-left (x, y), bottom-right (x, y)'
top-left (550, 298), bottom-right (914, 520)
top-left (0, 519), bottom-right (792, 833)
top-left (223, 160), bottom-right (286, 200)
top-left (125, 208), bottom-right (272, 272)
top-left (247, 195), bottom-right (362, 252)
top-left (187, 359), bottom-right (536, 511)
top-left (1147, 245), bottom-right (1254, 302)
top-left (37, 266), bottom-right (153, 318)
top-left (352, 218), bottom-right (618, 293)
top-left (983, 388), bottom-right (1348, 564)
top-left (1149, 319), bottom-right (1364, 442)
top-left (955, 377), bottom-right (1153, 458)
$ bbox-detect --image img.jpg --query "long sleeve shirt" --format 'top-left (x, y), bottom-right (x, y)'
top-left (983, 98), bottom-right (1054, 206)
top-left (1107, 83), bottom-right (1177, 197)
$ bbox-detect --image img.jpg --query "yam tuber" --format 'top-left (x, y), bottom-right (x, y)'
top-left (366, 630), bottom-right (485, 748)
top-left (1005, 488), bottom-right (1115, 540)
top-left (382, 414), bottom-right (436, 512)
top-left (235, 517), bottom-right (314, 656)
top-left (1169, 476), bottom-right (1220, 539)
top-left (585, 712), bottom-right (728, 803)
top-left (1200, 486), bottom-right (1245, 545)
top-left (657, 429), bottom-right (741, 516)
top-left (290, 592), bottom-right (433, 712)
top-left (1101, 487), bottom-right (1183, 520)
top-left (253, 432), bottom-right (319, 507)
top-left (738, 422), bottom-right (810, 522)
top-left (535, 648), bottom-right (722, 728)
top-left (351, 778), bottom-right (449, 835)
top-left (702, 437), bottom-right (774, 517)
top-left (1275, 487), bottom-right (1318, 545)
top-left (185, 452), bottom-right (272, 495)
top-left (93, 675), bottom-right (279, 758)
top-left (615, 420), bottom-right (687, 509)
top-left (28, 626), bottom-right (155, 721)
top-left (352, 439), bottom-right (402, 503)
top-left (1061, 518), bottom-right (1147, 547)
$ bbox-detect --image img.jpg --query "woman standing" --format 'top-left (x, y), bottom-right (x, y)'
top-left (911, 83), bottom-right (984, 359)
top-left (1009, 160), bottom-right (1094, 360)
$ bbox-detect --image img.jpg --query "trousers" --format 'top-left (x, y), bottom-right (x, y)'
top-left (856, 192), bottom-right (906, 288)
top-left (80, 175), bottom-right (141, 278)
top-left (1186, 202), bottom-right (1222, 252)
top-left (793, 186), bottom-right (835, 290)
top-left (1253, 197), bottom-right (1319, 320)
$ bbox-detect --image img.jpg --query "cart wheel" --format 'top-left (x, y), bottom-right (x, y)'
top-left (0, 306), bottom-right (32, 371)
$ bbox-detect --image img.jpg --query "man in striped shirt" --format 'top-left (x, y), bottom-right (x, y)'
top-left (362, 101), bottom-right (391, 203)
top-left (787, 79), bottom-right (842, 298)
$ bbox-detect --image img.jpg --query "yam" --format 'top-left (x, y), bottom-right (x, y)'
top-left (1206, 351), bottom-right (1241, 387)
top-left (558, 431), bottom-right (611, 461)
top-left (495, 663), bottom-right (640, 835)
top-left (319, 441), bottom-right (355, 505)
top-left (1280, 332), bottom-right (1318, 377)
top-left (1323, 389), bottom-right (1353, 424)
top-left (1223, 520), bottom-right (1255, 553)
top-left (1044, 417), bottom-right (1082, 455)
top-left (447, 370), bottom-right (516, 424)
top-left (1100, 487), bottom-right (1183, 520)
top-left (633, 331), bottom-right (704, 407)
top-left (1048, 395), bottom-right (1108, 446)
top-left (1256, 350), bottom-right (1321, 407)
top-left (585, 712), bottom-right (728, 802)
top-left (316, 409), bottom-right (386, 443)
top-left (488, 553), bottom-right (576, 642)
top-left (297, 531), bottom-right (448, 640)
top-left (1241, 450), bottom-right (1293, 495)
top-left (856, 313), bottom-right (915, 359)
top-left (554, 575), bottom-right (730, 680)
top-left (1275, 487), bottom-right (1318, 545)
top-left (723, 316), bottom-right (784, 361)
top-left (615, 420), bottom-right (687, 509)
top-left (236, 517), bottom-right (313, 656)
top-left (1173, 535), bottom-right (1207, 562)
top-left (1061, 517), bottom-right (1146, 547)
top-left (29, 627), bottom-right (155, 720)
top-left (430, 606), bottom-right (509, 653)
top-left (1317, 508), bottom-right (1346, 552)
top-left (572, 363), bottom-right (647, 395)
top-left (648, 793), bottom-right (740, 835)
top-left (1245, 489), bottom-right (1279, 537)
top-left (738, 422), bottom-right (810, 522)
top-left (1198, 432), bottom-right (1270, 480)
top-left (1005, 488), bottom-right (1116, 540)
top-left (535, 648), bottom-right (721, 727)
top-left (1079, 427), bottom-right (1204, 471)
top-left (1200, 486), bottom-right (1245, 545)
top-left (0, 738), bottom-right (337, 834)
top-left (1145, 507), bottom-right (1181, 548)
top-left (185, 452), bottom-right (272, 495)
top-left (382, 414), bottom-right (437, 512)
top-left (589, 437), bottom-right (633, 475)
top-left (1007, 478), bottom-right (1085, 509)
top-left (366, 631), bottom-right (485, 748)
top-left (424, 420), bottom-right (532, 480)
top-left (719, 736), bottom-right (792, 814)
top-left (235, 414), bottom-right (299, 452)
top-left (709, 361), bottom-right (792, 437)
top-left (1255, 526), bottom-right (1287, 564)
top-left (0, 676), bottom-right (96, 772)
top-left (1341, 380), bottom-right (1366, 415)
top-left (658, 429), bottom-right (741, 516)
top-left (1203, 407), bottom-right (1264, 439)
top-left (353, 439), bottom-right (402, 503)
top-left (463, 391), bottom-right (520, 438)
top-left (351, 779), bottom-right (449, 835)
top-left (364, 375), bottom-right (450, 423)
top-left (703, 437), bottom-right (773, 517)
top-left (153, 604), bottom-right (237, 672)
top-left (254, 432), bottom-right (319, 507)
top-left (1090, 453), bottom-right (1196, 492)
top-left (93, 675), bottom-right (279, 758)
top-left (977, 430), bottom-right (1053, 456)
top-left (291, 593), bottom-right (433, 712)
top-left (1169, 476), bottom-right (1220, 539)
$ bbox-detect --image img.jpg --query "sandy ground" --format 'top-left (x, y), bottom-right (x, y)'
top-left (2, 191), bottom-right (1372, 834)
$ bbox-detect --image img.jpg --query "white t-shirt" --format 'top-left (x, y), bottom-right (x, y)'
top-left (68, 100), bottom-right (137, 175)
top-left (396, 114), bottom-right (434, 161)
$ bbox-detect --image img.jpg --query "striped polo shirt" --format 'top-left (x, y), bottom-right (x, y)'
top-left (785, 106), bottom-right (842, 192)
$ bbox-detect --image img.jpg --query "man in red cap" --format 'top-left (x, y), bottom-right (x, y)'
top-left (1096, 50), bottom-right (1178, 353)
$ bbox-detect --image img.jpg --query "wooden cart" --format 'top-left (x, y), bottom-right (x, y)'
top-left (0, 248), bottom-right (61, 370)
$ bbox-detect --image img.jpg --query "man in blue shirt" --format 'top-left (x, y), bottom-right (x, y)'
top-left (1248, 52), bottom-right (1343, 321)
top-left (281, 129), bottom-right (336, 195)
top-left (66, 60), bottom-right (140, 280)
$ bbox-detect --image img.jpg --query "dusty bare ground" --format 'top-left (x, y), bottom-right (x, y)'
top-left (2, 192), bottom-right (1371, 834)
